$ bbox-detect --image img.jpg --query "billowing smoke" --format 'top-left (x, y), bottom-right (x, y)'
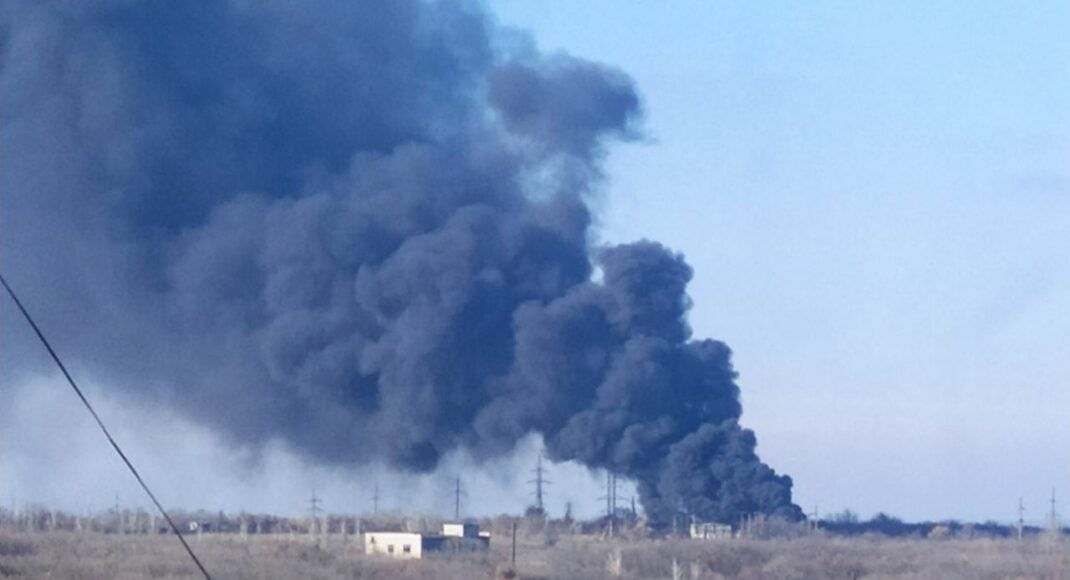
top-left (0, 1), bottom-right (801, 525)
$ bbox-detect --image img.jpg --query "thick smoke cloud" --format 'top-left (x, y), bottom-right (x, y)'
top-left (0, 0), bottom-right (800, 525)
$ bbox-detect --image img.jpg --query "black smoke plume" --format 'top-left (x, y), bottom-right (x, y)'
top-left (0, 0), bottom-right (801, 525)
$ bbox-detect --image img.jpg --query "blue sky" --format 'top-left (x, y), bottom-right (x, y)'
top-left (492, 1), bottom-right (1070, 522)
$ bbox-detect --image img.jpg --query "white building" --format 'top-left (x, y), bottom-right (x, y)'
top-left (364, 522), bottom-right (490, 559)
top-left (364, 531), bottom-right (424, 559)
top-left (690, 522), bottom-right (732, 539)
top-left (442, 522), bottom-right (479, 538)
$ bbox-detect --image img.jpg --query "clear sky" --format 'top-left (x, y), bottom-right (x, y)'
top-left (492, 1), bottom-right (1070, 522)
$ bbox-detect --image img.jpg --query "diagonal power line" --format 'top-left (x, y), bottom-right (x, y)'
top-left (0, 272), bottom-right (212, 580)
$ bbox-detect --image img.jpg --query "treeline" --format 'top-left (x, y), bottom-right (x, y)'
top-left (3, 504), bottom-right (1063, 541)
top-left (0, 505), bottom-right (351, 535)
top-left (819, 511), bottom-right (1052, 539)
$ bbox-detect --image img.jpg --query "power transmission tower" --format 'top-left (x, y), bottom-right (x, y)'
top-left (598, 472), bottom-right (622, 517)
top-left (372, 484), bottom-right (380, 514)
top-left (114, 493), bottom-right (122, 535)
top-left (808, 504), bottom-right (820, 532)
top-left (1017, 497), bottom-right (1025, 541)
top-left (453, 476), bottom-right (466, 520)
top-left (308, 485), bottom-right (323, 537)
top-left (611, 473), bottom-right (618, 517)
top-left (1050, 488), bottom-right (1060, 538)
top-left (672, 498), bottom-right (688, 537)
top-left (597, 472), bottom-right (624, 537)
top-left (528, 453), bottom-right (551, 514)
top-left (606, 472), bottom-right (612, 517)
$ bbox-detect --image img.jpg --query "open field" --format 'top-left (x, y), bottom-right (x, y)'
top-left (2, 530), bottom-right (1070, 579)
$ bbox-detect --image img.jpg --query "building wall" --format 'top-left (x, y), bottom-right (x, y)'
top-left (423, 535), bottom-right (490, 553)
top-left (690, 523), bottom-right (732, 539)
top-left (364, 532), bottom-right (423, 559)
top-left (365, 525), bottom-right (491, 559)
top-left (442, 522), bottom-right (479, 538)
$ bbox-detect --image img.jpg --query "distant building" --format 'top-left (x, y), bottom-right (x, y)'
top-left (364, 522), bottom-right (490, 559)
top-left (188, 521), bottom-right (213, 533)
top-left (442, 522), bottom-right (479, 538)
top-left (690, 522), bottom-right (732, 539)
top-left (364, 531), bottom-right (424, 559)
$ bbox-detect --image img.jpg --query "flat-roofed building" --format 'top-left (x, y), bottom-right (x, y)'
top-left (442, 522), bottom-right (479, 538)
top-left (364, 531), bottom-right (423, 559)
top-left (364, 522), bottom-right (490, 559)
top-left (690, 522), bottom-right (732, 539)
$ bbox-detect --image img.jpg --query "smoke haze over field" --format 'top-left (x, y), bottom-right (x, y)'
top-left (0, 0), bottom-right (800, 524)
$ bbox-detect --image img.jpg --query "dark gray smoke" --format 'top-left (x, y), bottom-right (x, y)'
top-left (0, 0), bottom-right (801, 525)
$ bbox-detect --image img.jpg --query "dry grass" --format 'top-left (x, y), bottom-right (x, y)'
top-left (1, 531), bottom-right (1069, 579)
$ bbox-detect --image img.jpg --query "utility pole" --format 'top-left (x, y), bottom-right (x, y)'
top-left (372, 483), bottom-right (380, 514)
top-left (1017, 497), bottom-right (1025, 541)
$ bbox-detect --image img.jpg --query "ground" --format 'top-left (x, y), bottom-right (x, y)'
top-left (2, 530), bottom-right (1069, 579)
